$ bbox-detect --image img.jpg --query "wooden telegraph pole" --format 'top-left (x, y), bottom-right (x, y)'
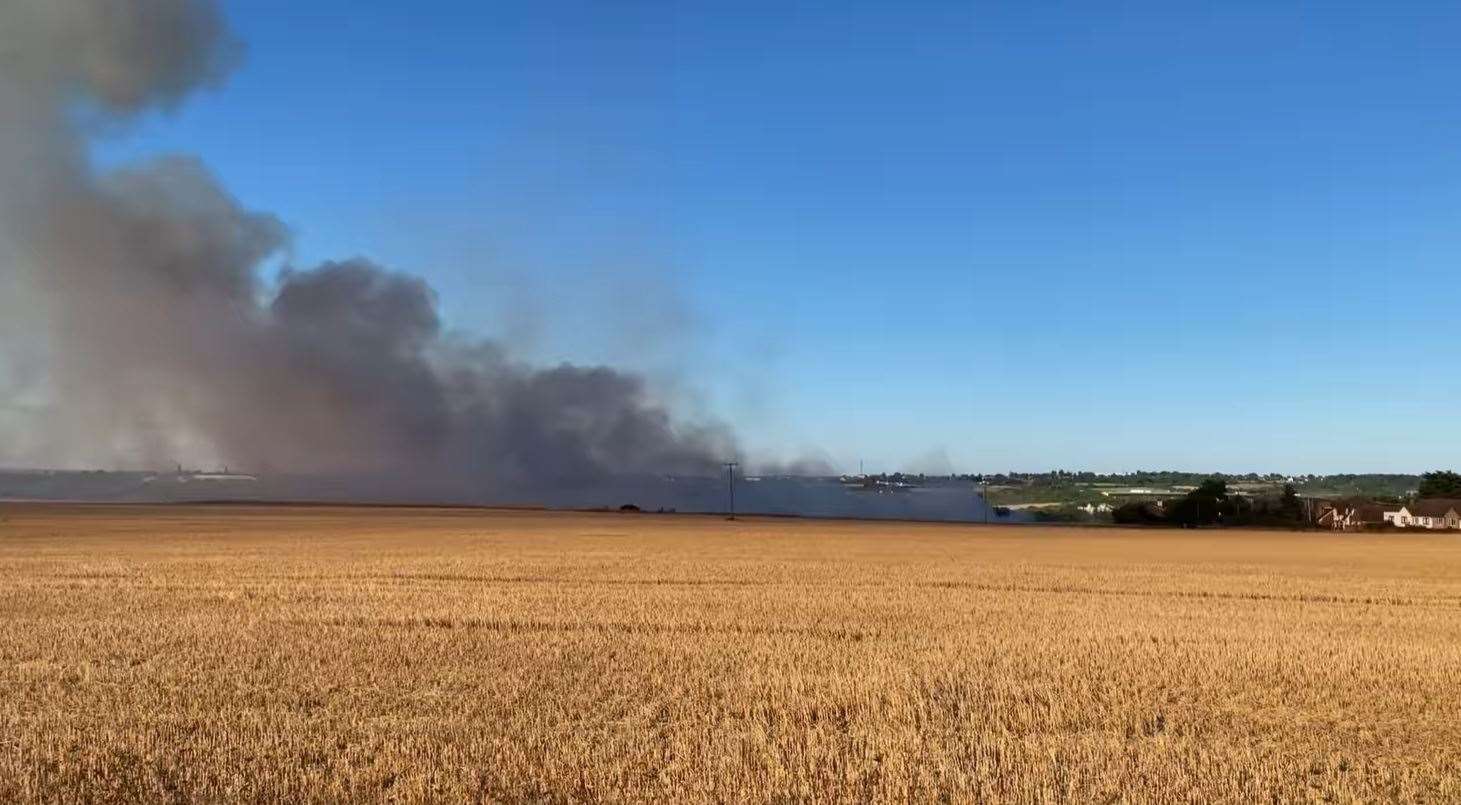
top-left (724, 462), bottom-right (739, 520)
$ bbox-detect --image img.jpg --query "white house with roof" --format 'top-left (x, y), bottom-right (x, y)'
top-left (1409, 499), bottom-right (1461, 530)
top-left (1327, 500), bottom-right (1461, 530)
top-left (1382, 505), bottom-right (1414, 528)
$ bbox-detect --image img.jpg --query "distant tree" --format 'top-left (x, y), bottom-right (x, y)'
top-left (1195, 478), bottom-right (1229, 498)
top-left (1029, 506), bottom-right (1089, 523)
top-left (1225, 493), bottom-right (1257, 526)
top-left (1112, 500), bottom-right (1165, 525)
top-left (1418, 470), bottom-right (1461, 499)
top-left (1165, 498), bottom-right (1198, 526)
top-left (1280, 483), bottom-right (1302, 520)
top-left (1168, 479), bottom-right (1229, 527)
top-left (1231, 484), bottom-right (1305, 528)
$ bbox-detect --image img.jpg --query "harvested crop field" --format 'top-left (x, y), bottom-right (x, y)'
top-left (1, 504), bottom-right (1459, 802)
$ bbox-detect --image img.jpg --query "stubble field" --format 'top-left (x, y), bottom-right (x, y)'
top-left (1, 503), bottom-right (1458, 802)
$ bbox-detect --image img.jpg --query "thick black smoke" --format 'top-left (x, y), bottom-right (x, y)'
top-left (0, 0), bottom-right (733, 485)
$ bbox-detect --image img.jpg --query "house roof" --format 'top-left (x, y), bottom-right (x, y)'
top-left (1411, 499), bottom-right (1461, 517)
top-left (1351, 504), bottom-right (1392, 522)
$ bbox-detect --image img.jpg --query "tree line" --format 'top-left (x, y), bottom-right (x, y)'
top-left (1111, 470), bottom-right (1461, 528)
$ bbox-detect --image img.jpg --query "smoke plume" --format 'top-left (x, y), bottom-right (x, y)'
top-left (0, 0), bottom-right (734, 486)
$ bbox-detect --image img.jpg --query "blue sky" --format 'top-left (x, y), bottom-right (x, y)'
top-left (98, 1), bottom-right (1461, 474)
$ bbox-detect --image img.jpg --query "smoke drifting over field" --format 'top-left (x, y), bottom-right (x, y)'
top-left (0, 0), bottom-right (733, 485)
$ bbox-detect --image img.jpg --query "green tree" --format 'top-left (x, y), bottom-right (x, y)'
top-left (1280, 483), bottom-right (1302, 520)
top-left (1168, 479), bottom-right (1229, 527)
top-left (1111, 500), bottom-right (1165, 525)
top-left (1418, 470), bottom-right (1461, 498)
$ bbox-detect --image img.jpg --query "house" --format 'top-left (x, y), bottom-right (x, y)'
top-left (1331, 503), bottom-right (1409, 529)
top-left (1382, 506), bottom-right (1415, 528)
top-left (1308, 499), bottom-right (1459, 531)
top-left (1408, 499), bottom-right (1461, 530)
top-left (1333, 500), bottom-right (1461, 530)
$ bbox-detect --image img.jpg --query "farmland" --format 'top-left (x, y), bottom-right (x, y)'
top-left (1, 504), bottom-right (1459, 801)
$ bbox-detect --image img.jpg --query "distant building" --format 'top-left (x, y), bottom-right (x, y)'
top-left (1409, 499), bottom-right (1461, 530)
top-left (1382, 506), bottom-right (1413, 527)
top-left (1328, 503), bottom-right (1408, 529)
top-left (1326, 501), bottom-right (1460, 530)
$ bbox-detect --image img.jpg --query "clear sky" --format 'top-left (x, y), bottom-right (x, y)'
top-left (98, 1), bottom-right (1461, 474)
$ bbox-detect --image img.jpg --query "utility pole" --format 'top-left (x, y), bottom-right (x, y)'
top-left (724, 462), bottom-right (739, 520)
top-left (982, 478), bottom-right (989, 525)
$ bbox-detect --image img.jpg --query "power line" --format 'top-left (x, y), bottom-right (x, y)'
top-left (723, 462), bottom-right (739, 520)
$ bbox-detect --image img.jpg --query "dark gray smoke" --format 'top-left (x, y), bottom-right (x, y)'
top-left (0, 0), bottom-right (734, 485)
